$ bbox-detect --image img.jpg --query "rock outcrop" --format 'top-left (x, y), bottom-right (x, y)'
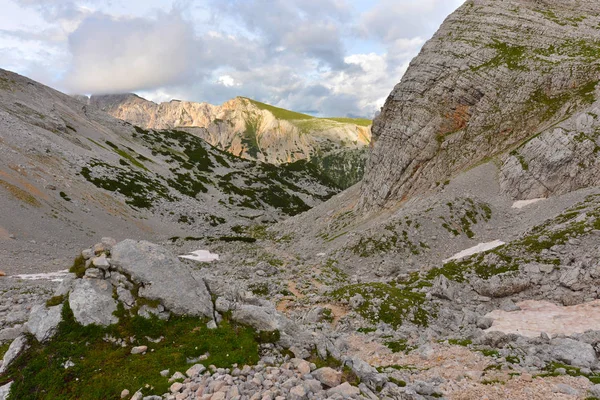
top-left (110, 239), bottom-right (214, 318)
top-left (360, 0), bottom-right (600, 209)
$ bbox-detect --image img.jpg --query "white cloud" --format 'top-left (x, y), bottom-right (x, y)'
top-left (1, 0), bottom-right (466, 117)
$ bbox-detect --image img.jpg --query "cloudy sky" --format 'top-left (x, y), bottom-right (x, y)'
top-left (0, 0), bottom-right (464, 118)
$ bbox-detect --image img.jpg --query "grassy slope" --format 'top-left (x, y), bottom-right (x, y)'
top-left (243, 97), bottom-right (372, 127)
top-left (3, 302), bottom-right (264, 399)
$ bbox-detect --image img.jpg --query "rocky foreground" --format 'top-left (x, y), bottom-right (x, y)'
top-left (3, 233), bottom-right (600, 399)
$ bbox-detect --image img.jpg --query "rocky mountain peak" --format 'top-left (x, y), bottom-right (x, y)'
top-left (359, 0), bottom-right (600, 210)
top-left (89, 93), bottom-right (372, 169)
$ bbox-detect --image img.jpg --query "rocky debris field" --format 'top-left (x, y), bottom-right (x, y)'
top-left (2, 217), bottom-right (600, 399)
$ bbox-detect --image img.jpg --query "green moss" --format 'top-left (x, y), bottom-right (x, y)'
top-left (447, 339), bottom-right (473, 347)
top-left (388, 377), bottom-right (407, 387)
top-left (510, 150), bottom-right (529, 171)
top-left (69, 255), bottom-right (87, 278)
top-left (81, 160), bottom-right (175, 209)
top-left (384, 339), bottom-right (416, 354)
top-left (46, 295), bottom-right (66, 307)
top-left (218, 236), bottom-right (257, 243)
top-left (471, 40), bottom-right (528, 72)
top-left (59, 191), bottom-right (71, 202)
top-left (331, 283), bottom-right (435, 328)
top-left (249, 283), bottom-right (269, 296)
top-left (5, 303), bottom-right (262, 400)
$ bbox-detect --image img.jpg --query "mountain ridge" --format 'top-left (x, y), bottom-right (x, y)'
top-left (86, 93), bottom-right (372, 168)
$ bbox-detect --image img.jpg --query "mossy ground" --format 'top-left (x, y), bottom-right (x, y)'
top-left (331, 283), bottom-right (435, 328)
top-left (2, 303), bottom-right (262, 400)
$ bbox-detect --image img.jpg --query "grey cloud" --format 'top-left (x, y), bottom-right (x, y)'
top-left (213, 0), bottom-right (349, 69)
top-left (63, 11), bottom-right (198, 93)
top-left (360, 0), bottom-right (464, 43)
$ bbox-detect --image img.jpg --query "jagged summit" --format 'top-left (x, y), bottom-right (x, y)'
top-left (359, 0), bottom-right (600, 210)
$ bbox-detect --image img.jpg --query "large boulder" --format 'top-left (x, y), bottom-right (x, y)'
top-left (0, 382), bottom-right (12, 400)
top-left (26, 304), bottom-right (63, 342)
top-left (69, 279), bottom-right (118, 326)
top-left (550, 338), bottom-right (597, 368)
top-left (110, 240), bottom-right (214, 318)
top-left (342, 356), bottom-right (387, 391)
top-left (231, 304), bottom-right (313, 349)
top-left (0, 335), bottom-right (28, 374)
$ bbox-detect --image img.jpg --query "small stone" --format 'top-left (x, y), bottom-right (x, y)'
top-left (81, 249), bottom-right (94, 259)
top-left (169, 372), bottom-right (186, 382)
top-left (289, 384), bottom-right (307, 400)
top-left (131, 346), bottom-right (148, 355)
top-left (312, 367), bottom-right (341, 388)
top-left (206, 320), bottom-right (217, 330)
top-left (92, 254), bottom-right (111, 270)
top-left (297, 360), bottom-right (311, 375)
top-left (477, 317), bottom-right (493, 329)
top-left (130, 391), bottom-right (143, 400)
top-left (170, 382), bottom-right (184, 393)
top-left (93, 243), bottom-right (107, 254)
top-left (160, 369), bottom-right (170, 377)
top-left (0, 271), bottom-right (5, 277)
top-left (186, 364), bottom-right (206, 378)
top-left (327, 382), bottom-right (361, 397)
top-left (84, 268), bottom-right (104, 279)
top-left (120, 389), bottom-right (130, 399)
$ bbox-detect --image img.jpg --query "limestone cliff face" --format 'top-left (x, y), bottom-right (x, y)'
top-left (359, 0), bottom-right (600, 209)
top-left (89, 94), bottom-right (371, 168)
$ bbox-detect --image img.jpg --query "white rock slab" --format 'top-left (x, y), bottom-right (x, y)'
top-left (11, 269), bottom-right (69, 282)
top-left (512, 198), bottom-right (545, 209)
top-left (179, 250), bottom-right (219, 262)
top-left (485, 299), bottom-right (600, 337)
top-left (443, 240), bottom-right (505, 263)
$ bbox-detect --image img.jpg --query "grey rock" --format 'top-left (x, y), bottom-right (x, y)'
top-left (312, 367), bottom-right (341, 388)
top-left (84, 267), bottom-right (104, 279)
top-left (343, 356), bottom-right (387, 391)
top-left (0, 325), bottom-right (25, 342)
top-left (110, 240), bottom-right (213, 318)
top-left (550, 338), bottom-right (597, 368)
top-left (327, 382), bottom-right (361, 397)
top-left (589, 384), bottom-right (600, 398)
top-left (130, 346), bottom-right (147, 354)
top-left (499, 299), bottom-right (520, 312)
top-left (116, 286), bottom-right (135, 308)
top-left (0, 335), bottom-right (28, 374)
top-left (477, 317), bottom-right (493, 330)
top-left (471, 275), bottom-right (530, 298)
top-left (92, 254), bottom-right (110, 270)
top-left (430, 275), bottom-right (457, 300)
top-left (69, 278), bottom-right (118, 326)
top-left (25, 304), bottom-right (62, 342)
top-left (554, 384), bottom-right (578, 396)
top-left (0, 382), bottom-right (12, 400)
top-left (560, 267), bottom-right (582, 290)
top-left (231, 304), bottom-right (313, 350)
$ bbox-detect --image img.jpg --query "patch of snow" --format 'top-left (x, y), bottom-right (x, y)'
top-left (179, 250), bottom-right (219, 263)
top-left (512, 198), bottom-right (545, 209)
top-left (485, 299), bottom-right (600, 337)
top-left (11, 269), bottom-right (70, 282)
top-left (443, 240), bottom-right (505, 263)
